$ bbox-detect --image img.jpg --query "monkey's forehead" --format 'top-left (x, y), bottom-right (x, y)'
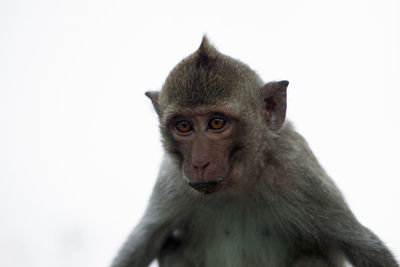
top-left (162, 104), bottom-right (241, 120)
top-left (160, 67), bottom-right (237, 106)
top-left (160, 70), bottom-right (263, 108)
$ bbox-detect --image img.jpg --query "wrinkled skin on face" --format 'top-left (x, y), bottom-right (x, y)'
top-left (166, 106), bottom-right (242, 194)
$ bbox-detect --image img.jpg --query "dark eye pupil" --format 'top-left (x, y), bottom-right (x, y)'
top-left (176, 121), bottom-right (191, 133)
top-left (210, 118), bottom-right (225, 129)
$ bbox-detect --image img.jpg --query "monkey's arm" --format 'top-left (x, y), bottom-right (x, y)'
top-left (111, 158), bottom-right (193, 267)
top-left (110, 211), bottom-right (169, 267)
top-left (316, 184), bottom-right (398, 266)
top-left (292, 177), bottom-right (398, 267)
top-left (279, 130), bottom-right (398, 266)
top-left (335, 221), bottom-right (398, 267)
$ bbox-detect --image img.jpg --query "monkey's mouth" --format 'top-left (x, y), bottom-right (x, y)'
top-left (188, 178), bottom-right (224, 194)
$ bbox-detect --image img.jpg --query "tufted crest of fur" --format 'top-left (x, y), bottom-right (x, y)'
top-left (151, 36), bottom-right (264, 113)
top-left (197, 35), bottom-right (219, 62)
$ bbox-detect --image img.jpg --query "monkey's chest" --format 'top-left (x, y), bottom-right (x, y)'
top-left (159, 206), bottom-right (290, 267)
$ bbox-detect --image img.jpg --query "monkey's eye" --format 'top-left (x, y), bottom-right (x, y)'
top-left (175, 120), bottom-right (193, 133)
top-left (208, 117), bottom-right (226, 130)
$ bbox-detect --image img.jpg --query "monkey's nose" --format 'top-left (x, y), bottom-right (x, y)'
top-left (193, 161), bottom-right (210, 171)
top-left (192, 161), bottom-right (210, 180)
top-left (188, 178), bottom-right (223, 194)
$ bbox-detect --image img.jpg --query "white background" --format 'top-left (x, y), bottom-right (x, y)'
top-left (1, 0), bottom-right (399, 266)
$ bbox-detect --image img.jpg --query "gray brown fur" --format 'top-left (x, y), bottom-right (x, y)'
top-left (111, 36), bottom-right (398, 267)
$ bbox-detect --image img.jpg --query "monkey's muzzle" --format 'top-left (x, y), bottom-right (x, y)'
top-left (188, 178), bottom-right (223, 194)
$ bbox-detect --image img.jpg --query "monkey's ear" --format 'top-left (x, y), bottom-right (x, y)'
top-left (261, 81), bottom-right (289, 131)
top-left (145, 91), bottom-right (161, 116)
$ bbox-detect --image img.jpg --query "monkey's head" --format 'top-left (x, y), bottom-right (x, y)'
top-left (146, 36), bottom-right (288, 195)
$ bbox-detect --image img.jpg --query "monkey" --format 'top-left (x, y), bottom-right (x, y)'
top-left (111, 36), bottom-right (398, 267)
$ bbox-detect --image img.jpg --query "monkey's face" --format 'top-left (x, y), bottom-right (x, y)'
top-left (146, 37), bottom-right (289, 194)
top-left (166, 106), bottom-right (243, 194)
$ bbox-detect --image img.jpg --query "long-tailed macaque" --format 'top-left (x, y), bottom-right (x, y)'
top-left (111, 37), bottom-right (398, 267)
